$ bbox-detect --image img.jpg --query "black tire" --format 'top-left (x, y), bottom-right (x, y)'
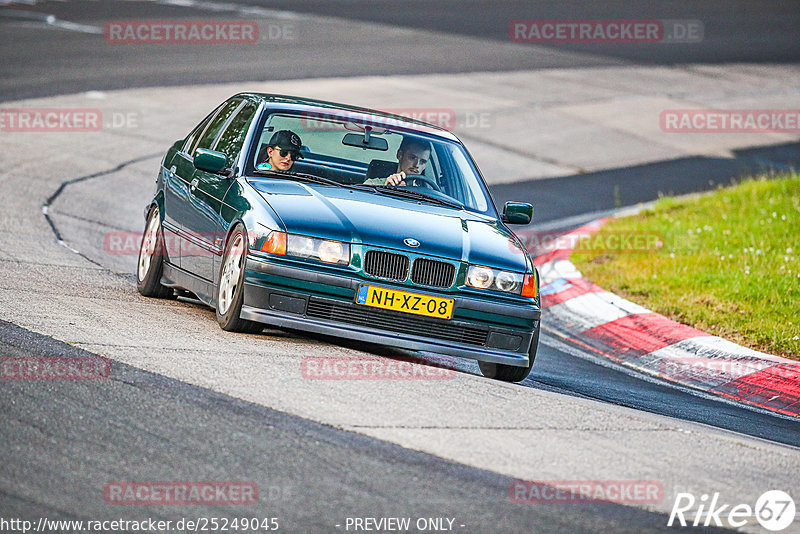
top-left (215, 224), bottom-right (263, 333)
top-left (136, 206), bottom-right (174, 299)
top-left (478, 328), bottom-right (539, 383)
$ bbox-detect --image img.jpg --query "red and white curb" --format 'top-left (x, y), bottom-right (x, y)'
top-left (531, 219), bottom-right (800, 418)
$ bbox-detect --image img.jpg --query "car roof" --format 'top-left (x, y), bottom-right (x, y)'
top-left (232, 92), bottom-right (462, 143)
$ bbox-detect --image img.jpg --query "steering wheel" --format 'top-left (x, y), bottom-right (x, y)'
top-left (403, 173), bottom-right (441, 191)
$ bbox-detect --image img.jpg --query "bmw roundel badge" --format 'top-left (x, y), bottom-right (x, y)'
top-left (404, 238), bottom-right (420, 248)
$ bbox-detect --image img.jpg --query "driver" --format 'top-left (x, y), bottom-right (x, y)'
top-left (364, 137), bottom-right (432, 186)
top-left (256, 130), bottom-right (303, 172)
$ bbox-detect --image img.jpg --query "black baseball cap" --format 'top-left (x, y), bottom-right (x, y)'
top-left (268, 130), bottom-right (303, 158)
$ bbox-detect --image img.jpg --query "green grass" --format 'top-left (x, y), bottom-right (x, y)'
top-left (571, 173), bottom-right (800, 360)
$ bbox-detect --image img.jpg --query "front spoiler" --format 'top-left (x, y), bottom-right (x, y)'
top-left (240, 300), bottom-right (533, 367)
top-left (242, 255), bottom-right (540, 367)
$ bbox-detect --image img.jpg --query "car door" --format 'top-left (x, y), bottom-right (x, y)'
top-left (206, 100), bottom-right (258, 287)
top-left (179, 98), bottom-right (243, 286)
top-left (162, 112), bottom-right (218, 268)
top-left (184, 100), bottom-right (257, 295)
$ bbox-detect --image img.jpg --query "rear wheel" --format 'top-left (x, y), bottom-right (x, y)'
top-left (479, 328), bottom-right (539, 383)
top-left (136, 206), bottom-right (173, 298)
top-left (215, 225), bottom-right (263, 333)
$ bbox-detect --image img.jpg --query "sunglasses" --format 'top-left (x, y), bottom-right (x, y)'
top-left (272, 146), bottom-right (302, 160)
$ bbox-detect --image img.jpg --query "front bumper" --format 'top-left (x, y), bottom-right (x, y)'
top-left (243, 255), bottom-right (540, 367)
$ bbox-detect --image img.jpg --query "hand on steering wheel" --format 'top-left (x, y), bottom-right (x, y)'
top-left (384, 172), bottom-right (406, 186)
top-left (399, 173), bottom-right (441, 191)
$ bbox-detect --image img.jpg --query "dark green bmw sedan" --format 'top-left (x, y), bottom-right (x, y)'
top-left (137, 93), bottom-right (541, 382)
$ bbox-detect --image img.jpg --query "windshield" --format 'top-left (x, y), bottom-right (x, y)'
top-left (246, 110), bottom-right (494, 215)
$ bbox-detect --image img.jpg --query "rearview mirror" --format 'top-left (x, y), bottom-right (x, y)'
top-left (342, 132), bottom-right (388, 151)
top-left (193, 148), bottom-right (228, 174)
top-left (502, 201), bottom-right (533, 225)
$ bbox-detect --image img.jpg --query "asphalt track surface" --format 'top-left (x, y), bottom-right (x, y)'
top-left (1, 1), bottom-right (799, 532)
top-left (2, 0), bottom-right (800, 102)
top-left (0, 320), bottom-right (696, 533)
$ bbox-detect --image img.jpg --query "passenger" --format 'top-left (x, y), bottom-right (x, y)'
top-left (256, 130), bottom-right (303, 172)
top-left (364, 137), bottom-right (432, 186)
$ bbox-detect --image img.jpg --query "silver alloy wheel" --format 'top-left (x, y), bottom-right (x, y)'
top-left (218, 233), bottom-right (244, 315)
top-left (137, 211), bottom-right (160, 282)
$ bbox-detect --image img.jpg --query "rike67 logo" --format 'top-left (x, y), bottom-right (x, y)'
top-left (669, 490), bottom-right (795, 531)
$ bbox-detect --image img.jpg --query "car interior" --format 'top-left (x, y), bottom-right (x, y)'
top-left (248, 112), bottom-right (490, 212)
top-left (253, 125), bottom-right (442, 187)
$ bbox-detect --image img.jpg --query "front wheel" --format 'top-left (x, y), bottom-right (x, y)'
top-left (478, 328), bottom-right (539, 383)
top-left (215, 225), bottom-right (263, 333)
top-left (136, 206), bottom-right (173, 298)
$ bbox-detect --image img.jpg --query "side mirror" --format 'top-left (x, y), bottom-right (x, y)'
top-left (193, 148), bottom-right (229, 174)
top-left (502, 201), bottom-right (533, 225)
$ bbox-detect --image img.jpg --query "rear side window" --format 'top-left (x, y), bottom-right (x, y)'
top-left (192, 99), bottom-right (242, 154)
top-left (214, 102), bottom-right (257, 166)
top-left (182, 112), bottom-right (216, 155)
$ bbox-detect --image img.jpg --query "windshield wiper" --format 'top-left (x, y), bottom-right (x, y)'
top-left (372, 185), bottom-right (464, 209)
top-left (253, 168), bottom-right (345, 187)
top-left (252, 169), bottom-right (375, 192)
top-left (251, 170), bottom-right (461, 208)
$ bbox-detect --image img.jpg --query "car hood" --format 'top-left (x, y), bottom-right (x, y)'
top-left (247, 178), bottom-right (529, 272)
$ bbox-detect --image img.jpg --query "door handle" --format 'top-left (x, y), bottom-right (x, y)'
top-left (164, 165), bottom-right (177, 183)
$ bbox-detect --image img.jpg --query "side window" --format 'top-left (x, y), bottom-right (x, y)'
top-left (213, 102), bottom-right (257, 166)
top-left (182, 113), bottom-right (215, 155)
top-left (447, 145), bottom-right (486, 211)
top-left (193, 99), bottom-right (242, 154)
top-left (424, 145), bottom-right (440, 180)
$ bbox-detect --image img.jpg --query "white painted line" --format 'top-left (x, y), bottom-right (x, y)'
top-left (540, 333), bottom-right (800, 423)
top-left (630, 336), bottom-right (779, 388)
top-left (530, 202), bottom-right (656, 232)
top-left (545, 290), bottom-right (650, 332)
top-left (0, 8), bottom-right (102, 34)
top-left (539, 259), bottom-right (583, 285)
top-left (48, 17), bottom-right (103, 35)
top-left (155, 0), bottom-right (300, 20)
top-left (652, 335), bottom-right (788, 364)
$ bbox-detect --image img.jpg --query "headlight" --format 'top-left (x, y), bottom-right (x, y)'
top-left (287, 234), bottom-right (350, 265)
top-left (291, 235), bottom-right (315, 257)
top-left (466, 265), bottom-right (526, 295)
top-left (495, 271), bottom-right (519, 292)
top-left (317, 240), bottom-right (345, 264)
top-left (467, 265), bottom-right (494, 289)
